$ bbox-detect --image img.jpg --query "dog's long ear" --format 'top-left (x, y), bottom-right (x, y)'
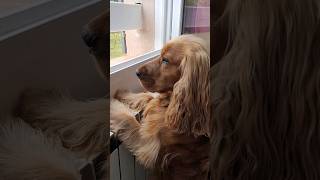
top-left (166, 44), bottom-right (210, 136)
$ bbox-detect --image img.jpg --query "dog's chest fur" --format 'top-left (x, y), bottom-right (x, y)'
top-left (140, 93), bottom-right (210, 178)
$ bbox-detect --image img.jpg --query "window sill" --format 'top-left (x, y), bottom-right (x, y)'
top-left (110, 50), bottom-right (160, 98)
top-left (110, 49), bottom-right (160, 74)
top-left (0, 0), bottom-right (101, 41)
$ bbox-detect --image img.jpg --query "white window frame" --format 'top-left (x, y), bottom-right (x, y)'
top-left (110, 49), bottom-right (160, 74)
top-left (0, 0), bottom-right (101, 42)
top-left (171, 0), bottom-right (184, 38)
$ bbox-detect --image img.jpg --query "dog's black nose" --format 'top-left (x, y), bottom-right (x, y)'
top-left (81, 28), bottom-right (97, 48)
top-left (136, 71), bottom-right (142, 78)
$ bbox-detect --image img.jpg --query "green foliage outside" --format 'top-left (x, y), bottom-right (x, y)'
top-left (110, 32), bottom-right (124, 59)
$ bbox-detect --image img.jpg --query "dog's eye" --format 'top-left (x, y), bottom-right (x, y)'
top-left (162, 58), bottom-right (169, 64)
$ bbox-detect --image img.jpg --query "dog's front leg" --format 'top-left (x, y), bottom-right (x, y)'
top-left (110, 100), bottom-right (160, 168)
top-left (113, 89), bottom-right (155, 111)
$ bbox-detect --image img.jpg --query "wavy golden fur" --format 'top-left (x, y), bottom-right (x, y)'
top-left (111, 34), bottom-right (210, 179)
top-left (211, 0), bottom-right (320, 179)
top-left (16, 89), bottom-right (108, 179)
top-left (166, 38), bottom-right (210, 136)
top-left (12, 10), bottom-right (109, 179)
top-left (0, 118), bottom-right (81, 180)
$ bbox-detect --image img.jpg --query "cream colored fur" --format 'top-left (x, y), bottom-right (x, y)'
top-left (17, 89), bottom-right (109, 178)
top-left (110, 97), bottom-right (161, 168)
top-left (110, 35), bottom-right (210, 176)
top-left (0, 118), bottom-right (81, 180)
top-left (18, 90), bottom-right (108, 159)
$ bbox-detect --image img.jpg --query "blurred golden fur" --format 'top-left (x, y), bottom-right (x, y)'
top-left (0, 118), bottom-right (81, 180)
top-left (13, 10), bottom-right (110, 179)
top-left (3, 10), bottom-right (109, 179)
top-left (16, 89), bottom-right (108, 179)
top-left (211, 0), bottom-right (320, 179)
top-left (111, 35), bottom-right (210, 179)
top-left (82, 10), bottom-right (108, 78)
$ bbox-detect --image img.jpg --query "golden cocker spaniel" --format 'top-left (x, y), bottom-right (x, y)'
top-left (111, 34), bottom-right (210, 179)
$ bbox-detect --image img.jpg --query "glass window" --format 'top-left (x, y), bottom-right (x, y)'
top-left (110, 0), bottom-right (155, 66)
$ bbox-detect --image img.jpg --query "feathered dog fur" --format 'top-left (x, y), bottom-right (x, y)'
top-left (211, 0), bottom-right (320, 179)
top-left (16, 89), bottom-right (109, 179)
top-left (0, 118), bottom-right (81, 180)
top-left (7, 10), bottom-right (110, 179)
top-left (17, 89), bottom-right (108, 158)
top-left (0, 10), bottom-right (109, 180)
top-left (111, 35), bottom-right (210, 179)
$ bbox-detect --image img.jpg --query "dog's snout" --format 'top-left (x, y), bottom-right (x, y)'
top-left (136, 71), bottom-right (142, 78)
top-left (81, 28), bottom-right (97, 48)
top-left (136, 66), bottom-right (149, 79)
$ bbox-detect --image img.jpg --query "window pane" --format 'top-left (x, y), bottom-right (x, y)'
top-left (110, 0), bottom-right (155, 66)
top-left (182, 0), bottom-right (210, 34)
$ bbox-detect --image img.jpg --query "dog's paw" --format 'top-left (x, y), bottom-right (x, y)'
top-left (110, 99), bottom-right (135, 133)
top-left (110, 111), bottom-right (128, 134)
top-left (113, 89), bottom-right (130, 100)
top-left (110, 118), bottom-right (122, 134)
top-left (110, 100), bottom-right (124, 120)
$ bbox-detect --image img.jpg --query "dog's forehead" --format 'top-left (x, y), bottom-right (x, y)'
top-left (161, 41), bottom-right (186, 55)
top-left (160, 43), bottom-right (187, 63)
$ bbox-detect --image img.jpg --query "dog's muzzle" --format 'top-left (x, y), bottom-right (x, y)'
top-left (81, 27), bottom-right (97, 48)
